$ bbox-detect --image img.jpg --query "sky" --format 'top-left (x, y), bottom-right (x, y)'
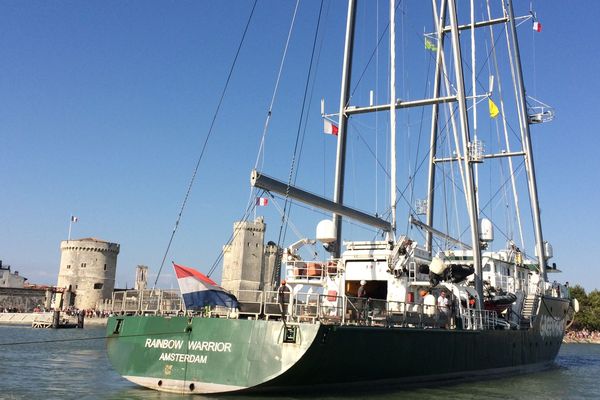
top-left (0, 0), bottom-right (599, 293)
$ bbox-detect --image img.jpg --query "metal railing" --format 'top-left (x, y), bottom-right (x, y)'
top-left (112, 288), bottom-right (504, 330)
top-left (111, 289), bottom-right (183, 315)
top-left (284, 260), bottom-right (339, 283)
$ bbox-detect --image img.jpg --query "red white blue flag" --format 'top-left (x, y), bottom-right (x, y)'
top-left (172, 263), bottom-right (238, 309)
top-left (533, 21), bottom-right (542, 32)
top-left (256, 197), bottom-right (268, 206)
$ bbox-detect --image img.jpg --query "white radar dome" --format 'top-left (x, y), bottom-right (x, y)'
top-left (479, 218), bottom-right (494, 242)
top-left (430, 256), bottom-right (448, 275)
top-left (316, 219), bottom-right (336, 243)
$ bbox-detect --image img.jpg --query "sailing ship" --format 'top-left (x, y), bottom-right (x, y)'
top-left (106, 0), bottom-right (577, 394)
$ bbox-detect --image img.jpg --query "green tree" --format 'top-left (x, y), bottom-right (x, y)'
top-left (567, 284), bottom-right (600, 332)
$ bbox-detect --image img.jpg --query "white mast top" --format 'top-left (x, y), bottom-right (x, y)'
top-left (389, 0), bottom-right (397, 235)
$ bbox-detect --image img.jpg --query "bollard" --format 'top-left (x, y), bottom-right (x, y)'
top-left (52, 310), bottom-right (60, 329)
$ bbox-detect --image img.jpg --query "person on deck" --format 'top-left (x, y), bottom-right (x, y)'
top-left (278, 280), bottom-right (291, 317)
top-left (358, 280), bottom-right (367, 298)
top-left (437, 291), bottom-right (450, 328)
top-left (356, 280), bottom-right (368, 322)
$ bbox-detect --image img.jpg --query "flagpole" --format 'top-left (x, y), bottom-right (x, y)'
top-left (68, 217), bottom-right (73, 241)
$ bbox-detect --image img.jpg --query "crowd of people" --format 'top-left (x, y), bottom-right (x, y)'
top-left (564, 329), bottom-right (600, 343)
top-left (63, 307), bottom-right (111, 318)
top-left (1, 306), bottom-right (111, 319)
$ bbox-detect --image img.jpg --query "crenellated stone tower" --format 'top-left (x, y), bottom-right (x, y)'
top-left (221, 217), bottom-right (280, 293)
top-left (57, 238), bottom-right (120, 310)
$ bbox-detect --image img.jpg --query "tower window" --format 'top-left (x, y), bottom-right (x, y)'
top-left (104, 264), bottom-right (107, 271)
top-left (66, 264), bottom-right (71, 269)
top-left (93, 283), bottom-right (103, 290)
top-left (81, 263), bottom-right (87, 268)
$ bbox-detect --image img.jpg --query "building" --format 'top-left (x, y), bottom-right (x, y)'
top-left (221, 217), bottom-right (281, 293)
top-left (135, 265), bottom-right (148, 291)
top-left (0, 260), bottom-right (26, 288)
top-left (56, 238), bottom-right (120, 310)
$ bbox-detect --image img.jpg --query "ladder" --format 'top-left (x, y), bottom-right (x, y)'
top-left (520, 294), bottom-right (539, 329)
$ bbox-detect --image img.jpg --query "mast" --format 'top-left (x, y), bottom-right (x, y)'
top-left (332, 0), bottom-right (357, 258)
top-left (447, 0), bottom-right (484, 305)
top-left (389, 0), bottom-right (397, 235)
top-left (505, 0), bottom-right (547, 280)
top-left (425, 0), bottom-right (448, 253)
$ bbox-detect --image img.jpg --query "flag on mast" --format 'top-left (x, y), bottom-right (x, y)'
top-left (488, 98), bottom-right (500, 119)
top-left (533, 21), bottom-right (542, 32)
top-left (173, 263), bottom-right (238, 309)
top-left (71, 216), bottom-right (79, 222)
top-left (256, 197), bottom-right (268, 206)
top-left (425, 38), bottom-right (438, 52)
top-left (323, 120), bottom-right (339, 136)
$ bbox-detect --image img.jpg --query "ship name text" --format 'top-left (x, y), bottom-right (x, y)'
top-left (144, 338), bottom-right (232, 352)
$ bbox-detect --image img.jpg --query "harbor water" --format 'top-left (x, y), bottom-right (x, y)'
top-left (1, 325), bottom-right (598, 400)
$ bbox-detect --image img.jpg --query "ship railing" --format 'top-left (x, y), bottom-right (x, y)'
top-left (284, 260), bottom-right (338, 284)
top-left (139, 289), bottom-right (161, 313)
top-left (263, 290), bottom-right (289, 320)
top-left (291, 292), bottom-right (319, 323)
top-left (490, 274), bottom-right (515, 294)
top-left (344, 296), bottom-right (368, 325)
top-left (459, 308), bottom-right (499, 330)
top-left (230, 289), bottom-right (263, 319)
top-left (110, 289), bottom-right (183, 315)
top-left (318, 294), bottom-right (345, 324)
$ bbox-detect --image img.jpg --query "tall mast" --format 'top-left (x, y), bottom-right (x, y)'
top-left (332, 0), bottom-right (357, 258)
top-left (447, 0), bottom-right (484, 304)
top-left (505, 0), bottom-right (547, 280)
top-left (389, 0), bottom-right (397, 234)
top-left (425, 0), bottom-right (448, 253)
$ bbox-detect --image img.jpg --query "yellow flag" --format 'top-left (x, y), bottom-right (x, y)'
top-left (489, 98), bottom-right (499, 118)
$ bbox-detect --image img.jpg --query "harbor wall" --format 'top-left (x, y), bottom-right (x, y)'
top-left (0, 287), bottom-right (49, 312)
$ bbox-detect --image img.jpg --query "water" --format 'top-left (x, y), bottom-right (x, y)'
top-left (1, 325), bottom-right (598, 400)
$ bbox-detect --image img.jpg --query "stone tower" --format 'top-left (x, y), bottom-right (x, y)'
top-left (135, 265), bottom-right (148, 291)
top-left (221, 217), bottom-right (280, 293)
top-left (57, 238), bottom-right (120, 310)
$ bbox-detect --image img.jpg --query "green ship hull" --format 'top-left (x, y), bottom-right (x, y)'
top-left (106, 296), bottom-right (570, 394)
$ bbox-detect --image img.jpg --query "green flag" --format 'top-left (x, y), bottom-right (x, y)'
top-left (425, 38), bottom-right (437, 52)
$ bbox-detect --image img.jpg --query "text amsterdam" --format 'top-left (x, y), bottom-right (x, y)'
top-left (144, 338), bottom-right (232, 364)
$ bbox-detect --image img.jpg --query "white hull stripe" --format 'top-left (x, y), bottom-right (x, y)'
top-left (123, 375), bottom-right (246, 394)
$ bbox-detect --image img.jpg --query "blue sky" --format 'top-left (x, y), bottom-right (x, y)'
top-left (0, 1), bottom-right (598, 292)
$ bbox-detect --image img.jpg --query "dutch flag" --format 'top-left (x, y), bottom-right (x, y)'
top-left (173, 263), bottom-right (238, 310)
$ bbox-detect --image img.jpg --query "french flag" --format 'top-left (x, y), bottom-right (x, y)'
top-left (173, 263), bottom-right (238, 309)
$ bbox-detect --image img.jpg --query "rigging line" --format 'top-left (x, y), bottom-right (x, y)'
top-left (0, 329), bottom-right (191, 347)
top-left (350, 0), bottom-right (402, 99)
top-left (405, 40), bottom-right (434, 234)
top-left (276, 0), bottom-right (325, 274)
top-left (457, 158), bottom-right (525, 240)
top-left (253, 0), bottom-right (301, 173)
top-left (152, 0), bottom-right (258, 288)
top-left (377, 104), bottom-right (466, 226)
top-left (213, 0), bottom-right (300, 276)
top-left (269, 196), bottom-right (318, 258)
top-left (206, 193), bottom-right (259, 277)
